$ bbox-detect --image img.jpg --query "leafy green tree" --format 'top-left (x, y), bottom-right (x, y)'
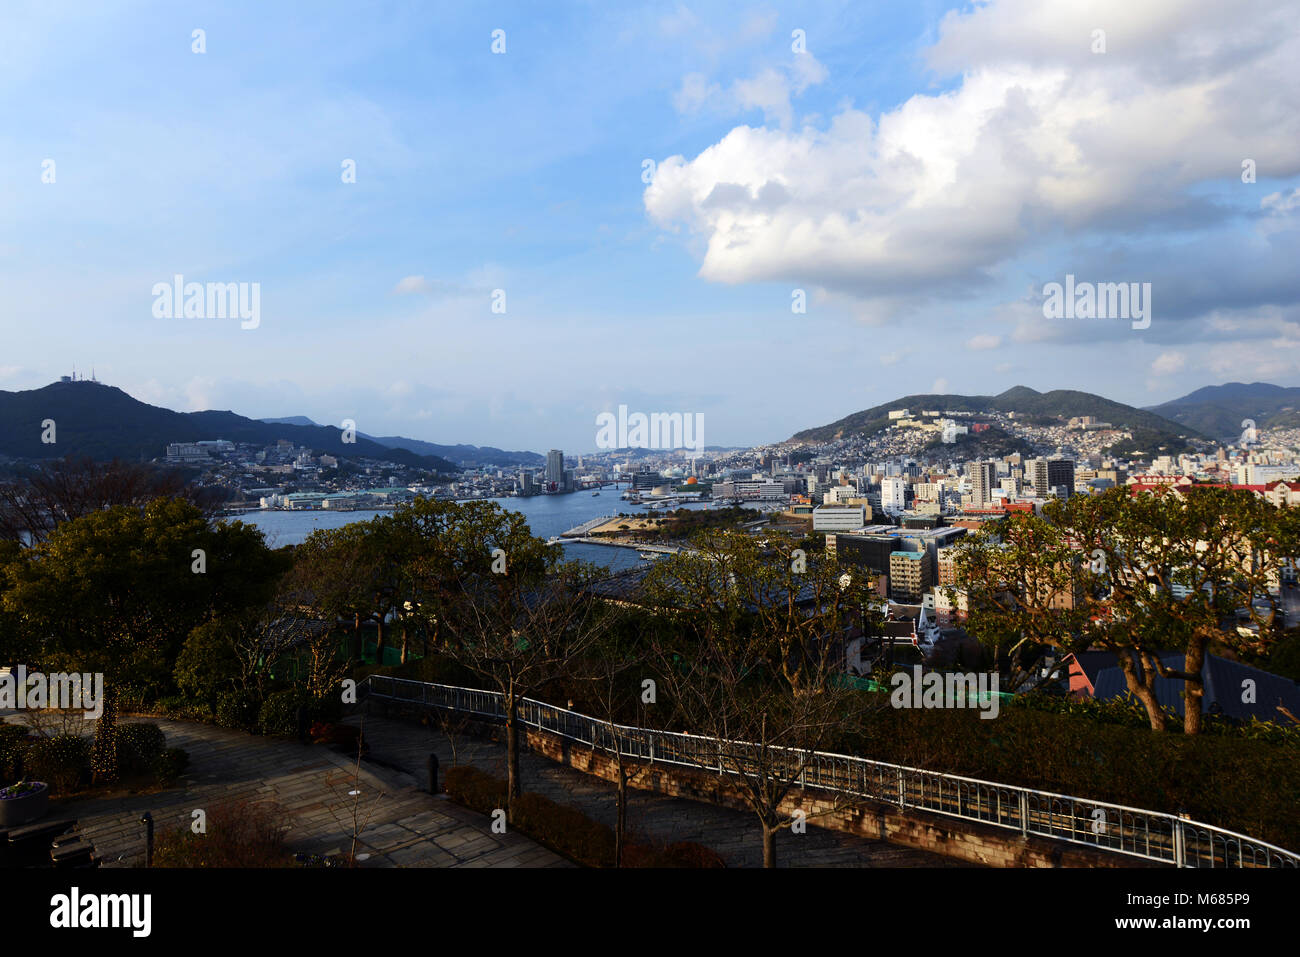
top-left (949, 511), bottom-right (1095, 692)
top-left (2, 499), bottom-right (282, 779)
top-left (288, 523), bottom-right (376, 663)
top-left (953, 487), bottom-right (1297, 733)
top-left (1068, 486), bottom-right (1292, 734)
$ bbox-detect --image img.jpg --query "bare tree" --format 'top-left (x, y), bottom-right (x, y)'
top-left (649, 624), bottom-right (867, 868)
top-left (0, 457), bottom-right (222, 544)
top-left (569, 624), bottom-right (643, 866)
top-left (440, 574), bottom-right (610, 821)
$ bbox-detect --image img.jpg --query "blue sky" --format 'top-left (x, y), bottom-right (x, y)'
top-left (2, 0), bottom-right (1298, 452)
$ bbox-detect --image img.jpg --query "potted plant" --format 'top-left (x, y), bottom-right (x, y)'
top-left (0, 779), bottom-right (50, 827)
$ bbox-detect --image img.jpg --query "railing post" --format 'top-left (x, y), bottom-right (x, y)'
top-left (1174, 810), bottom-right (1188, 868)
top-left (1019, 790), bottom-right (1029, 838)
top-left (140, 812), bottom-right (154, 868)
top-left (897, 768), bottom-right (905, 808)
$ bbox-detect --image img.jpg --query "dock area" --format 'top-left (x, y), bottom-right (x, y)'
top-left (560, 515), bottom-right (618, 537)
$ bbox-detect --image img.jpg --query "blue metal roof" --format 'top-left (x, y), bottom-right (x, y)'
top-left (1090, 651), bottom-right (1300, 721)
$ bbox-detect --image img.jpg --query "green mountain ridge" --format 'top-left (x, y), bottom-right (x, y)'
top-left (0, 381), bottom-right (458, 471)
top-left (1146, 382), bottom-right (1300, 441)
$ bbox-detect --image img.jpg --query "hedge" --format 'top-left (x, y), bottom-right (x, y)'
top-left (835, 693), bottom-right (1300, 852)
top-left (443, 765), bottom-right (724, 867)
top-left (23, 733), bottom-right (91, 795)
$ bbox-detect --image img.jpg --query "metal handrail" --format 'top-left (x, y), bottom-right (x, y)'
top-left (362, 674), bottom-right (1299, 868)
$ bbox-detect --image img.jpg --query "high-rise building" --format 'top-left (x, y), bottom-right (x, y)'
top-left (1027, 458), bottom-right (1048, 497)
top-left (881, 477), bottom-right (907, 512)
top-left (545, 449), bottom-right (564, 487)
top-left (1047, 458), bottom-right (1076, 499)
top-left (966, 461), bottom-right (997, 508)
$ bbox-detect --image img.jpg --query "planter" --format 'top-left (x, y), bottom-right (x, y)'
top-left (0, 782), bottom-right (50, 828)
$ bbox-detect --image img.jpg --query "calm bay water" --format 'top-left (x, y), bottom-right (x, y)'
top-left (229, 492), bottom-right (706, 571)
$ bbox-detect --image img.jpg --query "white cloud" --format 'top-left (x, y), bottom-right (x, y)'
top-left (393, 275), bottom-right (432, 295)
top-left (967, 334), bottom-right (1002, 350)
top-left (1262, 188), bottom-right (1300, 213)
top-left (646, 0), bottom-right (1300, 314)
top-left (672, 54), bottom-right (828, 127)
top-left (932, 377), bottom-right (949, 393)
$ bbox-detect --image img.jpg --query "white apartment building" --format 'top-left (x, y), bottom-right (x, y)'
top-left (813, 505), bottom-right (868, 533)
top-left (881, 477), bottom-right (907, 512)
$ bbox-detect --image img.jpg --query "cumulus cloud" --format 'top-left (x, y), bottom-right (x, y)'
top-left (646, 0), bottom-right (1300, 320)
top-left (967, 334), bottom-right (1002, 350)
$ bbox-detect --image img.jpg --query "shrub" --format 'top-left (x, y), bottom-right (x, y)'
top-left (116, 723), bottom-right (167, 776)
top-left (23, 734), bottom-right (91, 795)
top-left (153, 748), bottom-right (190, 785)
top-left (309, 693), bottom-right (344, 725)
top-left (443, 765), bottom-right (507, 813)
top-left (512, 792), bottom-right (617, 866)
top-left (0, 724), bottom-right (33, 781)
top-left (258, 689), bottom-right (342, 737)
top-left (258, 688), bottom-right (311, 737)
top-left (309, 722), bottom-right (362, 753)
top-left (443, 767), bottom-right (625, 867)
top-left (215, 689), bottom-right (261, 732)
top-left (623, 841), bottom-right (727, 868)
top-left (154, 696), bottom-right (213, 723)
top-left (152, 800), bottom-right (291, 867)
top-left (174, 620), bottom-right (243, 704)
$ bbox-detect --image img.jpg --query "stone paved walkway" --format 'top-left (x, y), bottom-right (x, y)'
top-left (1, 712), bottom-right (567, 868)
top-left (347, 709), bottom-right (973, 868)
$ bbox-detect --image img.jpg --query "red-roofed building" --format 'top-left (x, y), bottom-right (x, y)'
top-left (1265, 480), bottom-right (1300, 507)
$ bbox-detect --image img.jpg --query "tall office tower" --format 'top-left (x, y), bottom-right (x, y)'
top-left (966, 461), bottom-right (997, 508)
top-left (1026, 457), bottom-right (1049, 497)
top-left (546, 449), bottom-right (564, 487)
top-left (1047, 458), bottom-right (1076, 499)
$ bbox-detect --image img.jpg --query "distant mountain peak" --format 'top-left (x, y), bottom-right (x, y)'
top-left (1147, 381), bottom-right (1300, 439)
